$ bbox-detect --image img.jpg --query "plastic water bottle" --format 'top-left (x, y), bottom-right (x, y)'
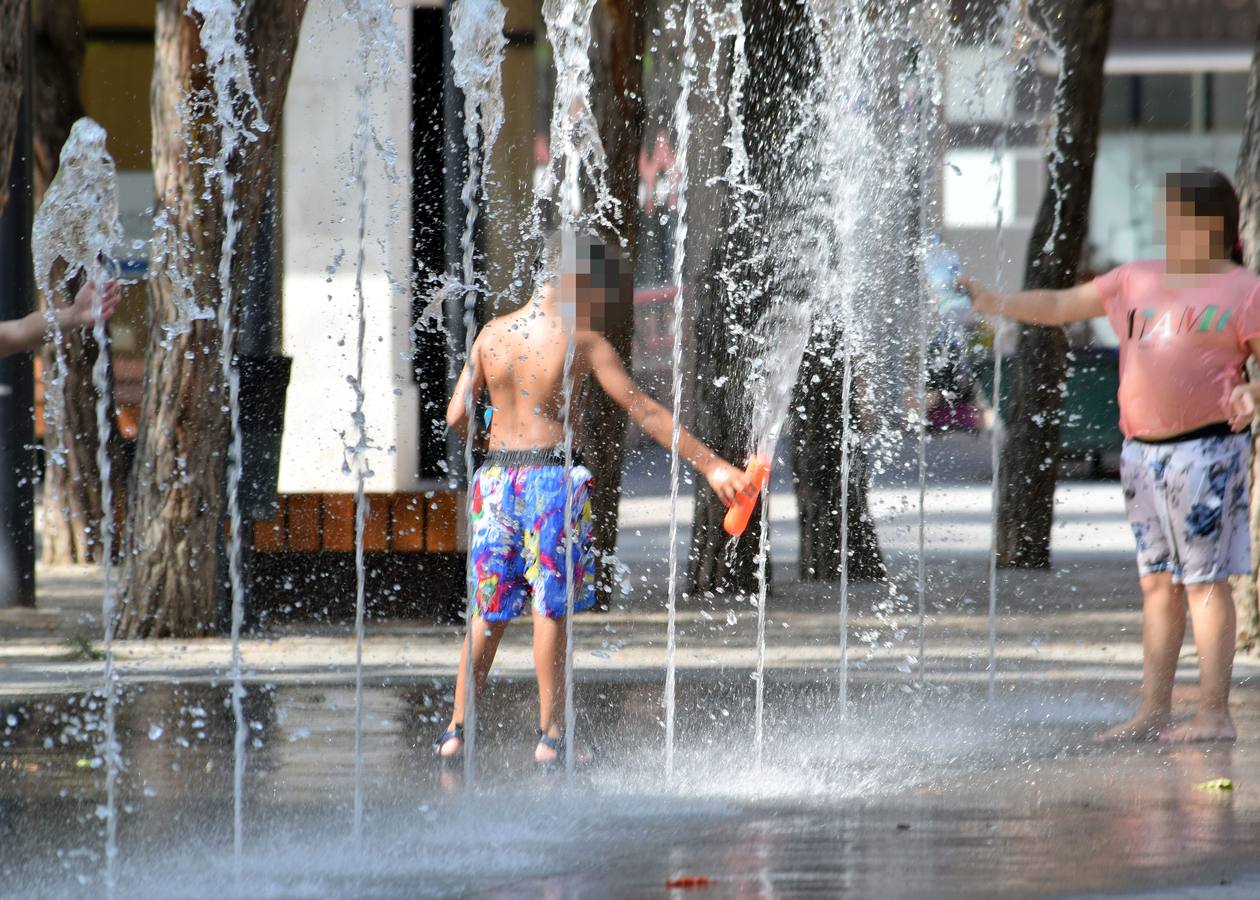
top-left (926, 235), bottom-right (968, 319)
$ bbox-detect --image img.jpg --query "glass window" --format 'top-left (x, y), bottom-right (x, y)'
top-left (1210, 72), bottom-right (1249, 131)
top-left (1138, 74), bottom-right (1194, 131)
top-left (1100, 75), bottom-right (1135, 130)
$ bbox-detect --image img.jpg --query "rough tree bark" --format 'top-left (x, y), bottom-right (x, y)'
top-left (688, 230), bottom-right (766, 596)
top-left (688, 0), bottom-right (816, 596)
top-left (0, 0), bottom-right (27, 217)
top-left (1233, 18), bottom-right (1260, 654)
top-left (584, 0), bottom-right (646, 607)
top-left (996, 0), bottom-right (1112, 568)
top-left (792, 338), bottom-right (885, 581)
top-left (30, 0), bottom-right (122, 565)
top-left (119, 0), bottom-right (306, 638)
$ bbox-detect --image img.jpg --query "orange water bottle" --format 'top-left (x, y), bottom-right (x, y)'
top-left (723, 455), bottom-right (770, 537)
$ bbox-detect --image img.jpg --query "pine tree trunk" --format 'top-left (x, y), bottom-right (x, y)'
top-left (583, 0), bottom-right (646, 607)
top-left (119, 0), bottom-right (305, 638)
top-left (0, 0), bottom-right (27, 218)
top-left (1233, 18), bottom-right (1260, 654)
top-left (996, 0), bottom-right (1112, 568)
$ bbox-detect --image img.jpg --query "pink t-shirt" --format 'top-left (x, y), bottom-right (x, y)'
top-left (1095, 260), bottom-right (1260, 439)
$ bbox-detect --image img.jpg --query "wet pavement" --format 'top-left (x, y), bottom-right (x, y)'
top-left (4, 456), bottom-right (1260, 897)
top-left (4, 672), bottom-right (1260, 898)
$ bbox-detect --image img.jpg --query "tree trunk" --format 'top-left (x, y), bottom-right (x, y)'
top-left (0, 0), bottom-right (27, 218)
top-left (688, 0), bottom-right (816, 596)
top-left (29, 0), bottom-right (120, 565)
top-left (1233, 18), bottom-right (1260, 654)
top-left (996, 0), bottom-right (1112, 568)
top-left (119, 0), bottom-right (305, 638)
top-left (792, 337), bottom-right (885, 581)
top-left (583, 0), bottom-right (646, 607)
top-left (688, 232), bottom-right (765, 597)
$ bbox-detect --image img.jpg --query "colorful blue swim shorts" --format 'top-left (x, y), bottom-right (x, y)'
top-left (469, 451), bottom-right (596, 622)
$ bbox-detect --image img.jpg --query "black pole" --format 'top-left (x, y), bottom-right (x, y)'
top-left (441, 0), bottom-right (469, 488)
top-left (0, 10), bottom-right (36, 609)
top-left (410, 6), bottom-right (449, 484)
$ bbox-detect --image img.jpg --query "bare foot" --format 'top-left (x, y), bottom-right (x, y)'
top-left (1159, 711), bottom-right (1237, 743)
top-left (1093, 712), bottom-right (1169, 743)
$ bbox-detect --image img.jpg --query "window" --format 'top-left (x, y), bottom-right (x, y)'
top-left (1138, 74), bottom-right (1194, 131)
top-left (1210, 72), bottom-right (1249, 131)
top-left (1101, 75), bottom-right (1136, 132)
top-left (1100, 72), bottom-right (1242, 132)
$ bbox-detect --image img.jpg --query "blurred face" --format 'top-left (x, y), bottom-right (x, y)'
top-left (556, 239), bottom-right (621, 331)
top-left (557, 272), bottom-right (609, 330)
top-left (1163, 196), bottom-right (1226, 263)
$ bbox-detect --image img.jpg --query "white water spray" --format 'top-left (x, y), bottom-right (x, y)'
top-left (340, 0), bottom-right (403, 831)
top-left (836, 343), bottom-right (854, 711)
top-left (985, 0), bottom-right (1059, 703)
top-left (32, 116), bottom-right (122, 896)
top-left (796, 0), bottom-right (885, 710)
top-left (188, 0), bottom-right (265, 869)
top-left (663, 0), bottom-right (695, 779)
top-left (910, 2), bottom-right (948, 690)
top-left (449, 0), bottom-right (507, 787)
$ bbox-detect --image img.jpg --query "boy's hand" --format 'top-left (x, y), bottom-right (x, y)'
top-left (957, 275), bottom-right (999, 316)
top-left (1229, 383), bottom-right (1258, 432)
top-left (63, 280), bottom-right (122, 330)
top-left (705, 458), bottom-right (751, 506)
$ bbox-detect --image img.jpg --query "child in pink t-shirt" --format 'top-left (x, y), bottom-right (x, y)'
top-left (962, 170), bottom-right (1259, 743)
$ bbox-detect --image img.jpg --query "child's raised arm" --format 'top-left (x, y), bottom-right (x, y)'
top-left (582, 332), bottom-right (748, 505)
top-left (0, 280), bottom-right (121, 359)
top-left (445, 335), bottom-right (485, 438)
top-left (959, 276), bottom-right (1104, 326)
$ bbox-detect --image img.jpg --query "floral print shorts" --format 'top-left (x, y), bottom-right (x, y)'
top-left (1120, 433), bottom-right (1251, 585)
top-left (468, 462), bottom-right (596, 622)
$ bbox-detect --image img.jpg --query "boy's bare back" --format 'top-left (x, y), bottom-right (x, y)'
top-left (475, 305), bottom-right (596, 451)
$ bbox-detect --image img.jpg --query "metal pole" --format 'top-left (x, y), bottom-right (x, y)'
top-left (0, 9), bottom-right (36, 609)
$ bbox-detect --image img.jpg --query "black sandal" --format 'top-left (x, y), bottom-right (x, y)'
top-left (536, 728), bottom-right (565, 769)
top-left (433, 724), bottom-right (464, 761)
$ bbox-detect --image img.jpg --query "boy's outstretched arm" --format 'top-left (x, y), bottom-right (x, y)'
top-left (959, 276), bottom-right (1104, 325)
top-left (583, 333), bottom-right (749, 505)
top-left (445, 336), bottom-right (485, 439)
top-left (0, 280), bottom-right (121, 359)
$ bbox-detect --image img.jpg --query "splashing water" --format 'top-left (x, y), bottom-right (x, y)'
top-left (339, 0), bottom-right (402, 832)
top-left (31, 120), bottom-right (121, 296)
top-left (536, 0), bottom-right (608, 777)
top-left (31, 115), bottom-right (123, 896)
top-left (750, 0), bottom-right (887, 715)
top-left (447, 0), bottom-right (508, 788)
top-left (984, 0), bottom-right (1061, 704)
top-left (909, 1), bottom-right (949, 691)
top-left (31, 120), bottom-right (121, 516)
top-left (538, 0), bottom-right (614, 229)
top-left (188, 0), bottom-right (265, 872)
top-left (663, 0), bottom-right (696, 780)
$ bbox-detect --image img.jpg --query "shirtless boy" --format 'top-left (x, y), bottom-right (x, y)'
top-left (433, 231), bottom-right (750, 765)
